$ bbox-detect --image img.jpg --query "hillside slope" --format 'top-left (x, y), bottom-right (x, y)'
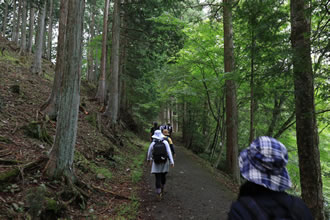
top-left (0, 35), bottom-right (147, 219)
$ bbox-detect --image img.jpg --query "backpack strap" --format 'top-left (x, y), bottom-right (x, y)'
top-left (238, 196), bottom-right (268, 220)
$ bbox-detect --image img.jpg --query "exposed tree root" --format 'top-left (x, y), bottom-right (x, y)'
top-left (0, 156), bottom-right (48, 184)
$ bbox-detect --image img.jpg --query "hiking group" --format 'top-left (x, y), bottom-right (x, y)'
top-left (146, 122), bottom-right (313, 219)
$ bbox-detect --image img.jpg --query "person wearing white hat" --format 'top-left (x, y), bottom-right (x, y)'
top-left (147, 130), bottom-right (174, 199)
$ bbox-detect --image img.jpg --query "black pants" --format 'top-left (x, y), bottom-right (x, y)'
top-left (154, 173), bottom-right (167, 188)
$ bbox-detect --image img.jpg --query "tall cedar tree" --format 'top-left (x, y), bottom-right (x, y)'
top-left (31, 0), bottom-right (47, 75)
top-left (87, 0), bottom-right (96, 82)
top-left (290, 0), bottom-right (325, 219)
top-left (28, 2), bottom-right (35, 54)
top-left (2, 0), bottom-right (9, 36)
top-left (47, 0), bottom-right (54, 60)
top-left (223, 0), bottom-right (240, 183)
top-left (95, 0), bottom-right (110, 104)
top-left (105, 0), bottom-right (121, 125)
top-left (19, 0), bottom-right (27, 54)
top-left (11, 0), bottom-right (17, 41)
top-left (45, 0), bottom-right (84, 180)
top-left (40, 0), bottom-right (68, 119)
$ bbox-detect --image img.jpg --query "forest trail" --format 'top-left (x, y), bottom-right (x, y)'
top-left (139, 140), bottom-right (236, 220)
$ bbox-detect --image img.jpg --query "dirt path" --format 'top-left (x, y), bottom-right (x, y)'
top-left (139, 143), bottom-right (237, 220)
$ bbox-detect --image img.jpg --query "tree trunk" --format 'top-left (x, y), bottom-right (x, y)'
top-left (104, 0), bottom-right (121, 125)
top-left (40, 0), bottom-right (68, 119)
top-left (14, 0), bottom-right (22, 45)
top-left (266, 93), bottom-right (286, 137)
top-left (290, 0), bottom-right (324, 219)
top-left (31, 1), bottom-right (47, 75)
top-left (47, 0), bottom-right (54, 60)
top-left (119, 5), bottom-right (127, 113)
top-left (19, 0), bottom-right (27, 54)
top-left (95, 0), bottom-right (110, 104)
top-left (43, 9), bottom-right (48, 58)
top-left (249, 17), bottom-right (256, 144)
top-left (45, 0), bottom-right (84, 180)
top-left (11, 0), bottom-right (17, 41)
top-left (2, 0), bottom-right (9, 36)
top-left (87, 0), bottom-right (96, 82)
top-left (27, 3), bottom-right (35, 54)
top-left (223, 0), bottom-right (239, 183)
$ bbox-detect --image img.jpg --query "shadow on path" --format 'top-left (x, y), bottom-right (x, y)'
top-left (139, 142), bottom-right (236, 220)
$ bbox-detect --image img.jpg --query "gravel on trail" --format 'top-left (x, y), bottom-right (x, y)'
top-left (139, 143), bottom-right (237, 220)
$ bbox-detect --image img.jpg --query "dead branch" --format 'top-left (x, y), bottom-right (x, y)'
top-left (0, 149), bottom-right (11, 158)
top-left (19, 166), bottom-right (25, 187)
top-left (91, 184), bottom-right (136, 201)
top-left (97, 197), bottom-right (115, 215)
top-left (0, 159), bottom-right (24, 165)
top-left (11, 121), bottom-right (18, 134)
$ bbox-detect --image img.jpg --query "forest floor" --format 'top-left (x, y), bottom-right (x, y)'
top-left (0, 35), bottom-right (149, 219)
top-left (138, 138), bottom-right (238, 220)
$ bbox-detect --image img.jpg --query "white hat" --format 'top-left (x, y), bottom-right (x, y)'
top-left (152, 130), bottom-right (165, 140)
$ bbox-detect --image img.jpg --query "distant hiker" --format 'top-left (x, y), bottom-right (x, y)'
top-left (160, 123), bottom-right (173, 137)
top-left (162, 129), bottom-right (175, 157)
top-left (227, 136), bottom-right (313, 220)
top-left (166, 123), bottom-right (173, 136)
top-left (147, 130), bottom-right (174, 199)
top-left (159, 124), bottom-right (166, 132)
top-left (150, 121), bottom-right (159, 141)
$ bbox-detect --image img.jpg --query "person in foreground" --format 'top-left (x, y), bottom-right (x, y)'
top-left (147, 130), bottom-right (174, 199)
top-left (228, 136), bottom-right (313, 220)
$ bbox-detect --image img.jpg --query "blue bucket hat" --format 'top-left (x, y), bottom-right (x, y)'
top-left (239, 136), bottom-right (292, 191)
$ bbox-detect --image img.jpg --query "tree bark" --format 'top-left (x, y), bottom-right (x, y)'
top-left (27, 3), bottom-right (35, 54)
top-left (119, 4), bottom-right (127, 113)
top-left (223, 0), bottom-right (239, 183)
top-left (11, 0), bottom-right (17, 41)
top-left (249, 16), bottom-right (256, 144)
top-left (19, 0), bottom-right (27, 54)
top-left (40, 0), bottom-right (68, 119)
top-left (290, 0), bottom-right (324, 219)
top-left (95, 0), bottom-right (110, 104)
top-left (47, 0), bottom-right (54, 60)
top-left (2, 0), bottom-right (9, 36)
top-left (104, 0), bottom-right (121, 125)
top-left (14, 0), bottom-right (22, 45)
top-left (31, 1), bottom-right (47, 75)
top-left (87, 0), bottom-right (96, 82)
top-left (45, 0), bottom-right (84, 180)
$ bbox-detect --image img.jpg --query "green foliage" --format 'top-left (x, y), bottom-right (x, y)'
top-left (86, 112), bottom-right (98, 128)
top-left (115, 194), bottom-right (140, 220)
top-left (75, 151), bottom-right (112, 180)
top-left (130, 145), bottom-right (148, 183)
top-left (22, 121), bottom-right (53, 144)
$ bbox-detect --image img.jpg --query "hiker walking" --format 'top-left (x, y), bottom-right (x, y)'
top-left (147, 130), bottom-right (174, 198)
top-left (162, 129), bottom-right (175, 157)
top-left (166, 123), bottom-right (173, 137)
top-left (150, 121), bottom-right (159, 141)
top-left (228, 136), bottom-right (313, 220)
